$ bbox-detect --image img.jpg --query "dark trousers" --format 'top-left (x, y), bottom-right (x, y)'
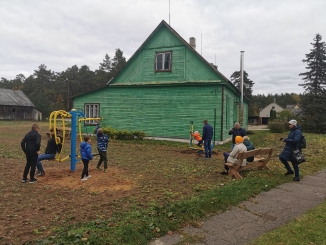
top-left (223, 152), bottom-right (230, 171)
top-left (23, 154), bottom-right (38, 180)
top-left (204, 139), bottom-right (212, 158)
top-left (279, 155), bottom-right (300, 178)
top-left (97, 151), bottom-right (108, 169)
top-left (81, 159), bottom-right (89, 179)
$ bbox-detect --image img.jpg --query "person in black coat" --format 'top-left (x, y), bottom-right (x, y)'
top-left (21, 123), bottom-right (41, 183)
top-left (229, 122), bottom-right (246, 149)
top-left (279, 119), bottom-right (302, 181)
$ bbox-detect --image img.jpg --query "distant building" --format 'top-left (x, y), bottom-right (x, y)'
top-left (285, 104), bottom-right (303, 117)
top-left (0, 88), bottom-right (42, 120)
top-left (259, 102), bottom-right (284, 124)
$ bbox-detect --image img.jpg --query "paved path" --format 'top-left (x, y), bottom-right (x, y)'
top-left (149, 169), bottom-right (326, 245)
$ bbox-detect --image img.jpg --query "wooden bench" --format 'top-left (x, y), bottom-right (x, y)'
top-left (225, 148), bottom-right (273, 179)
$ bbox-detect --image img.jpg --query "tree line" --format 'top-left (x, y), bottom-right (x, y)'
top-left (0, 49), bottom-right (126, 117)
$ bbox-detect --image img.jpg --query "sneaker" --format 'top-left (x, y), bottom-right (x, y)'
top-left (21, 178), bottom-right (28, 183)
top-left (104, 169), bottom-right (108, 173)
top-left (35, 170), bottom-right (41, 175)
top-left (81, 177), bottom-right (88, 181)
top-left (40, 171), bottom-right (45, 176)
top-left (284, 171), bottom-right (294, 175)
top-left (220, 171), bottom-right (228, 175)
top-left (292, 177), bottom-right (300, 181)
top-left (29, 178), bottom-right (38, 183)
top-left (86, 175), bottom-right (91, 179)
top-left (96, 166), bottom-right (102, 170)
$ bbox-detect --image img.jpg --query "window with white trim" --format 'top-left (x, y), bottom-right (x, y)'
top-left (155, 51), bottom-right (172, 72)
top-left (84, 103), bottom-right (99, 125)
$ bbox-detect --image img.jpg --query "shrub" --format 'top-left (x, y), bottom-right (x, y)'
top-left (268, 122), bottom-right (286, 133)
top-left (101, 126), bottom-right (146, 140)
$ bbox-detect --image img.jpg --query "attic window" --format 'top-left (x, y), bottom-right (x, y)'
top-left (155, 51), bottom-right (172, 72)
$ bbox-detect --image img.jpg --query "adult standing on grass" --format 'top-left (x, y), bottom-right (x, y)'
top-left (95, 121), bottom-right (109, 173)
top-left (202, 119), bottom-right (213, 159)
top-left (229, 122), bottom-right (246, 149)
top-left (279, 119), bottom-right (302, 181)
top-left (21, 123), bottom-right (41, 183)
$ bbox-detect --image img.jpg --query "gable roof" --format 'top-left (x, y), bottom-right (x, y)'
top-left (109, 20), bottom-right (231, 85)
top-left (0, 89), bottom-right (35, 107)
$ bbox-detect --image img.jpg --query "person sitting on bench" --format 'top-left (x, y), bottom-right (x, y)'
top-left (221, 136), bottom-right (247, 175)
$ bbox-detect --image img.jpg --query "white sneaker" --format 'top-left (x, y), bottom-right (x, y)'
top-left (86, 175), bottom-right (91, 179)
top-left (81, 177), bottom-right (88, 181)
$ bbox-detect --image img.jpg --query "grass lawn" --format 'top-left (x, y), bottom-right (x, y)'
top-left (0, 121), bottom-right (325, 245)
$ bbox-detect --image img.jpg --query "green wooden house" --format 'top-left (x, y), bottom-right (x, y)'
top-left (73, 20), bottom-right (249, 142)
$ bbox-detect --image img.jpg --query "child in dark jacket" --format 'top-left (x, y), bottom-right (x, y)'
top-left (80, 135), bottom-right (93, 181)
top-left (243, 136), bottom-right (255, 162)
top-left (95, 122), bottom-right (109, 172)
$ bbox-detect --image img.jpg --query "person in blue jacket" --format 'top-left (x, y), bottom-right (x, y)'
top-left (202, 119), bottom-right (213, 159)
top-left (80, 135), bottom-right (93, 181)
top-left (279, 119), bottom-right (302, 181)
top-left (95, 122), bottom-right (109, 172)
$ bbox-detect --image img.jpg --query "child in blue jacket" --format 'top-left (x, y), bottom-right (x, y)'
top-left (95, 122), bottom-right (109, 172)
top-left (80, 135), bottom-right (93, 181)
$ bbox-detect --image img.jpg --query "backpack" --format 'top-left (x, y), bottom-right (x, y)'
top-left (300, 135), bottom-right (306, 149)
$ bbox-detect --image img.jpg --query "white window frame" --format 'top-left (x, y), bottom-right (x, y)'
top-left (84, 103), bottom-right (100, 125)
top-left (155, 51), bottom-right (172, 72)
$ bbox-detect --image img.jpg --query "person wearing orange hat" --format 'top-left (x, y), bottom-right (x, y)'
top-left (221, 136), bottom-right (247, 175)
top-left (191, 131), bottom-right (203, 147)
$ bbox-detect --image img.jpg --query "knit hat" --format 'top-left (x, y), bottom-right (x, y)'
top-left (288, 120), bottom-right (297, 126)
top-left (243, 136), bottom-right (250, 141)
top-left (235, 136), bottom-right (243, 144)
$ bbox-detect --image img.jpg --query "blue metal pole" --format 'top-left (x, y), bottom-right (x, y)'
top-left (69, 109), bottom-right (77, 171)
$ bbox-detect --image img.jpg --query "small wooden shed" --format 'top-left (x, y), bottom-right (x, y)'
top-left (0, 88), bottom-right (42, 120)
top-left (73, 20), bottom-right (249, 141)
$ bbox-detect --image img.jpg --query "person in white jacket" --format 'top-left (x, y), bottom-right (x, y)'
top-left (221, 136), bottom-right (247, 175)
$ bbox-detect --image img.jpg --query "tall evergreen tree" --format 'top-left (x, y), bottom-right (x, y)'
top-left (110, 48), bottom-right (127, 78)
top-left (299, 33), bottom-right (326, 133)
top-left (230, 71), bottom-right (254, 99)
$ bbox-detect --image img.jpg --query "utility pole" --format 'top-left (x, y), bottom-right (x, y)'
top-left (240, 51), bottom-right (245, 125)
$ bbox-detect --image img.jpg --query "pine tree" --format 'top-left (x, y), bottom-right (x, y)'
top-left (110, 48), bottom-right (127, 78)
top-left (230, 71), bottom-right (254, 99)
top-left (299, 33), bottom-right (326, 133)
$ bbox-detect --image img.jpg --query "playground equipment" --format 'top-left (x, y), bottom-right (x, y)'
top-left (189, 108), bottom-right (216, 153)
top-left (49, 109), bottom-right (102, 171)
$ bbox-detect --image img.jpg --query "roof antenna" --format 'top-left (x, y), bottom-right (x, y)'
top-left (169, 0), bottom-right (170, 25)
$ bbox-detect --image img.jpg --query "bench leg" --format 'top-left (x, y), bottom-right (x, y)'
top-left (228, 169), bottom-right (243, 179)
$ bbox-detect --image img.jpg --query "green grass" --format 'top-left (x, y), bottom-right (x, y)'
top-left (248, 200), bottom-right (326, 245)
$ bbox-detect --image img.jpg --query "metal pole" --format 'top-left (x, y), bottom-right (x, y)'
top-left (240, 51), bottom-right (245, 125)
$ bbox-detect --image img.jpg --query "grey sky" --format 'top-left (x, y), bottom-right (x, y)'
top-left (1, 0), bottom-right (325, 95)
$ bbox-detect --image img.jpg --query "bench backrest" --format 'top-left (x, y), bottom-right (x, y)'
top-left (237, 148), bottom-right (273, 161)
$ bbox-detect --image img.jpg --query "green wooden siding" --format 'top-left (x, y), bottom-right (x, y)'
top-left (74, 85), bottom-right (224, 140)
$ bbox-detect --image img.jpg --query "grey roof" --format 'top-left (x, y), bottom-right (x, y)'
top-left (0, 89), bottom-right (35, 107)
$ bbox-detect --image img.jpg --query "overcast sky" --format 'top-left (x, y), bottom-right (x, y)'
top-left (1, 0), bottom-right (325, 95)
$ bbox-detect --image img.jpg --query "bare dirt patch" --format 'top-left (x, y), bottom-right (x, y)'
top-left (0, 122), bottom-right (226, 244)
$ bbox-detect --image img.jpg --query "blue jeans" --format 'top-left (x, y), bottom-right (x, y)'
top-left (37, 153), bottom-right (56, 172)
top-left (223, 152), bottom-right (230, 171)
top-left (204, 139), bottom-right (212, 158)
top-left (279, 155), bottom-right (299, 178)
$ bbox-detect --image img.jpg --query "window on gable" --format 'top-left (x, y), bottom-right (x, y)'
top-left (155, 51), bottom-right (172, 72)
top-left (84, 103), bottom-right (100, 125)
